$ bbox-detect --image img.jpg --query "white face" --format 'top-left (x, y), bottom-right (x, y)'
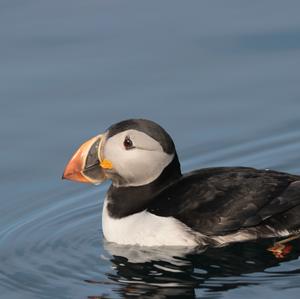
top-left (102, 129), bottom-right (174, 187)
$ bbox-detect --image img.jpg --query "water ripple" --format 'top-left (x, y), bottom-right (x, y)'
top-left (1, 125), bottom-right (300, 298)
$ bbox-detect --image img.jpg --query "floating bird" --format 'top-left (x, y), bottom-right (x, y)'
top-left (63, 119), bottom-right (300, 247)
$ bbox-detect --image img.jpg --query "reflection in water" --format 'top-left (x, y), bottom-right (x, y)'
top-left (91, 239), bottom-right (300, 298)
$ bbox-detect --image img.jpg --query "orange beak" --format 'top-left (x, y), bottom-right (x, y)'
top-left (62, 134), bottom-right (107, 184)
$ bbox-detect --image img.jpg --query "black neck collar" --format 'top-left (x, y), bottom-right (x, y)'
top-left (106, 154), bottom-right (182, 218)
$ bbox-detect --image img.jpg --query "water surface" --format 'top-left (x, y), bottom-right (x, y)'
top-left (1, 1), bottom-right (300, 298)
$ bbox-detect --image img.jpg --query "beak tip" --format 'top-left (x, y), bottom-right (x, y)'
top-left (62, 169), bottom-right (71, 181)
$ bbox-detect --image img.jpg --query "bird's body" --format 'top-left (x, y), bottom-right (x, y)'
top-left (103, 163), bottom-right (300, 246)
top-left (63, 119), bottom-right (300, 247)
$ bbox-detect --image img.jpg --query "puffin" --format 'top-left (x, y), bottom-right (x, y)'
top-left (63, 119), bottom-right (300, 247)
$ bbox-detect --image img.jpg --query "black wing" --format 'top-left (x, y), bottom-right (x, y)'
top-left (148, 167), bottom-right (300, 235)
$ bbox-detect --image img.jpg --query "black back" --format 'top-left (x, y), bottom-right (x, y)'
top-left (147, 167), bottom-right (300, 235)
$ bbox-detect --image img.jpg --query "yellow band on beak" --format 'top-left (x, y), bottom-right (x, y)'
top-left (100, 159), bottom-right (113, 169)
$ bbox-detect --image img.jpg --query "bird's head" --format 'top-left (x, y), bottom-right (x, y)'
top-left (63, 119), bottom-right (181, 187)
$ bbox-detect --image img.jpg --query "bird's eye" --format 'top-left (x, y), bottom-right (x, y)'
top-left (123, 136), bottom-right (133, 149)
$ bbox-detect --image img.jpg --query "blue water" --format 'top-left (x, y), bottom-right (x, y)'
top-left (1, 1), bottom-right (300, 298)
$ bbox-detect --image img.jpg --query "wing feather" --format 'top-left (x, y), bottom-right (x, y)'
top-left (148, 167), bottom-right (300, 235)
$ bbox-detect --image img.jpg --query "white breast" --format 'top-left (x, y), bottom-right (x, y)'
top-left (102, 197), bottom-right (198, 246)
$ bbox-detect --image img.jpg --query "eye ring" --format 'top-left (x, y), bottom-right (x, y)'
top-left (123, 136), bottom-right (133, 150)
